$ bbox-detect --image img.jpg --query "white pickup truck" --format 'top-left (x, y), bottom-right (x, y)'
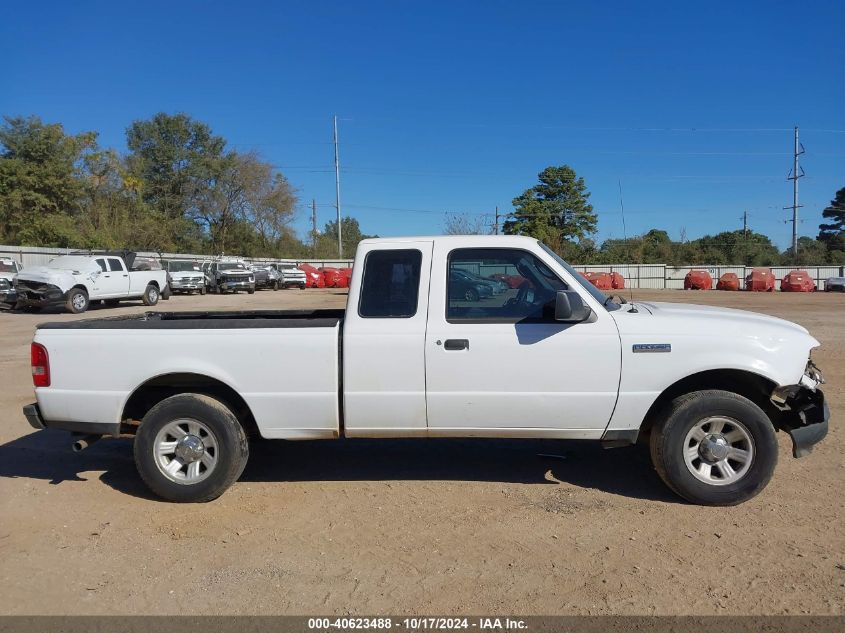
top-left (23, 236), bottom-right (829, 505)
top-left (15, 252), bottom-right (169, 313)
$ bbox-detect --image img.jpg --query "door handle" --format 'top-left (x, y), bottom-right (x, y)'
top-left (444, 339), bottom-right (469, 351)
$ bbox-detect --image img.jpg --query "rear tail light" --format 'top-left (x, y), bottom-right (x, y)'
top-left (31, 343), bottom-right (50, 387)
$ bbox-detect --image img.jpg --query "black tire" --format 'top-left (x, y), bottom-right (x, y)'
top-left (65, 288), bottom-right (89, 314)
top-left (247, 288), bottom-right (255, 295)
top-left (649, 389), bottom-right (777, 506)
top-left (200, 286), bottom-right (206, 295)
top-left (273, 281), bottom-right (279, 291)
top-left (464, 287), bottom-right (479, 302)
top-left (142, 284), bottom-right (160, 306)
top-left (299, 284), bottom-right (305, 290)
top-left (162, 286), bottom-right (171, 300)
top-left (134, 394), bottom-right (249, 502)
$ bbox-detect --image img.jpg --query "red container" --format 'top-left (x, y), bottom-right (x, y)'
top-left (610, 272), bottom-right (625, 289)
top-left (320, 267), bottom-right (341, 288)
top-left (780, 270), bottom-right (816, 292)
top-left (684, 270), bottom-right (712, 290)
top-left (298, 264), bottom-right (325, 288)
top-left (490, 273), bottom-right (527, 289)
top-left (584, 272), bottom-right (613, 290)
top-left (745, 268), bottom-right (775, 292)
top-left (336, 268), bottom-right (353, 289)
top-left (716, 273), bottom-right (740, 291)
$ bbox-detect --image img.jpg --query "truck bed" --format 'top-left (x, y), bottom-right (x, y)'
top-left (33, 309), bottom-right (344, 440)
top-left (36, 309), bottom-right (346, 330)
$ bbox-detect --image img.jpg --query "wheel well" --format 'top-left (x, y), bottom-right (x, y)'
top-left (640, 369), bottom-right (777, 434)
top-left (148, 280), bottom-right (160, 289)
top-left (71, 284), bottom-right (88, 294)
top-left (121, 373), bottom-right (259, 438)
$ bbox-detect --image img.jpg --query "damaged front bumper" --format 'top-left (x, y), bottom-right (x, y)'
top-left (771, 361), bottom-right (830, 458)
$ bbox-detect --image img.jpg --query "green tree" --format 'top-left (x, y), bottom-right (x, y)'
top-left (0, 115), bottom-right (97, 245)
top-left (315, 217), bottom-right (376, 258)
top-left (818, 187), bottom-right (845, 256)
top-left (191, 151), bottom-right (298, 254)
top-left (125, 112), bottom-right (226, 248)
top-left (504, 165), bottom-right (596, 252)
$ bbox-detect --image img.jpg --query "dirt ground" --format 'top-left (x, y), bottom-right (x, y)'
top-left (0, 288), bottom-right (843, 616)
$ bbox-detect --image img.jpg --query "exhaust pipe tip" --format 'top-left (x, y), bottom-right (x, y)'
top-left (71, 434), bottom-right (101, 452)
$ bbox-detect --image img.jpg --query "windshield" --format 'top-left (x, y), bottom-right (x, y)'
top-left (538, 241), bottom-right (620, 311)
top-left (0, 262), bottom-right (17, 273)
top-left (219, 262), bottom-right (247, 271)
top-left (168, 260), bottom-right (201, 272)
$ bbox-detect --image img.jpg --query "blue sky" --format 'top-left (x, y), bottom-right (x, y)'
top-left (2, 0), bottom-right (843, 249)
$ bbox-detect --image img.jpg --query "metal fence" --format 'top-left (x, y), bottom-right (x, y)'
top-left (1, 244), bottom-right (841, 288)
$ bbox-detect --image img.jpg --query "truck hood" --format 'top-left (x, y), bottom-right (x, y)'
top-left (16, 266), bottom-right (93, 289)
top-left (614, 301), bottom-right (817, 346)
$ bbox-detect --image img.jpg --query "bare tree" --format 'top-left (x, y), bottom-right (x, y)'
top-left (442, 212), bottom-right (493, 235)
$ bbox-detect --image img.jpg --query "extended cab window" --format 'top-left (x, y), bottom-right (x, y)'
top-left (447, 248), bottom-right (567, 322)
top-left (95, 258), bottom-right (107, 272)
top-left (359, 249), bottom-right (422, 318)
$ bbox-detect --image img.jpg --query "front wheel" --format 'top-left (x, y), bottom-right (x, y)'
top-left (134, 394), bottom-right (249, 502)
top-left (142, 284), bottom-right (160, 306)
top-left (66, 288), bottom-right (89, 314)
top-left (649, 390), bottom-right (777, 506)
top-left (200, 286), bottom-right (206, 295)
top-left (247, 288), bottom-right (255, 295)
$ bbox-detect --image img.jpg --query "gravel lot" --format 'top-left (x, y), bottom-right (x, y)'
top-left (0, 288), bottom-right (843, 615)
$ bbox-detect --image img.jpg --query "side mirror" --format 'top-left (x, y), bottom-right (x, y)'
top-left (554, 290), bottom-right (593, 323)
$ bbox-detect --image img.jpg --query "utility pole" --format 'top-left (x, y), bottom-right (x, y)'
top-left (742, 210), bottom-right (748, 265)
top-left (333, 115), bottom-right (343, 259)
top-left (494, 206), bottom-right (500, 235)
top-left (785, 125), bottom-right (805, 261)
top-left (311, 199), bottom-right (318, 258)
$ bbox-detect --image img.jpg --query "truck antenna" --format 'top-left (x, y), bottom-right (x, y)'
top-left (618, 179), bottom-right (637, 312)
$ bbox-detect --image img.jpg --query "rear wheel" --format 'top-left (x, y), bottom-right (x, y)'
top-left (247, 288), bottom-right (255, 295)
top-left (142, 284), bottom-right (160, 306)
top-left (134, 394), bottom-right (249, 502)
top-left (200, 286), bottom-right (206, 295)
top-left (66, 288), bottom-right (89, 314)
top-left (649, 390), bottom-right (777, 505)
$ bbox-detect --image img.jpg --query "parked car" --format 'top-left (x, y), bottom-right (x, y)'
top-left (23, 235), bottom-right (828, 506)
top-left (450, 268), bottom-right (502, 297)
top-left (250, 265), bottom-right (273, 290)
top-left (824, 276), bottom-right (845, 292)
top-left (14, 253), bottom-right (167, 313)
top-left (781, 270), bottom-right (816, 293)
top-left (165, 259), bottom-right (206, 295)
top-left (207, 261), bottom-right (255, 294)
top-left (266, 263), bottom-right (306, 289)
top-left (448, 268), bottom-right (493, 302)
top-left (0, 258), bottom-right (21, 307)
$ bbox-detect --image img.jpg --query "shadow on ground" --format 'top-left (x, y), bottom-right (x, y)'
top-left (0, 429), bottom-right (679, 503)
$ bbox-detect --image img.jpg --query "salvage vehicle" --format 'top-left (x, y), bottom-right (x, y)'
top-left (250, 265), bottom-right (274, 290)
top-left (23, 235), bottom-right (829, 505)
top-left (270, 263), bottom-right (307, 289)
top-left (0, 258), bottom-right (21, 307)
top-left (165, 259), bottom-right (206, 295)
top-left (207, 261), bottom-right (255, 294)
top-left (15, 253), bottom-right (168, 314)
top-left (823, 277), bottom-right (845, 292)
